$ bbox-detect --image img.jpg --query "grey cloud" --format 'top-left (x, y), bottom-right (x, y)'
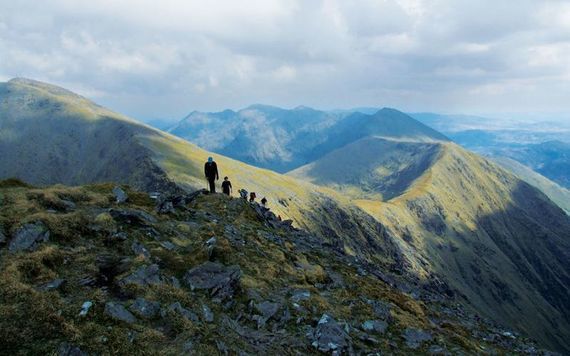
top-left (0, 0), bottom-right (569, 119)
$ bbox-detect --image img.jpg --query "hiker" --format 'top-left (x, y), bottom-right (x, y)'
top-left (249, 192), bottom-right (256, 203)
top-left (239, 188), bottom-right (248, 200)
top-left (204, 157), bottom-right (219, 193)
top-left (261, 197), bottom-right (267, 207)
top-left (222, 176), bottom-right (232, 196)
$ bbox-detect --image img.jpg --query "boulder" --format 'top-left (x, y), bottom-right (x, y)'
top-left (120, 264), bottom-right (163, 287)
top-left (403, 328), bottom-right (433, 349)
top-left (183, 262), bottom-right (241, 301)
top-left (311, 314), bottom-right (351, 353)
top-left (105, 302), bottom-right (137, 324)
top-left (112, 186), bottom-right (128, 204)
top-left (130, 298), bottom-right (160, 319)
top-left (9, 222), bottom-right (50, 253)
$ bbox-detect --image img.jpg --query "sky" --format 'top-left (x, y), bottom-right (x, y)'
top-left (1, 0), bottom-right (570, 122)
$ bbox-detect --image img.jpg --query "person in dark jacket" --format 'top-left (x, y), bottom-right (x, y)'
top-left (222, 176), bottom-right (232, 196)
top-left (204, 157), bottom-right (219, 193)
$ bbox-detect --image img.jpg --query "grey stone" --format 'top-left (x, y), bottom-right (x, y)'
top-left (290, 290), bottom-right (311, 303)
top-left (131, 240), bottom-right (150, 259)
top-left (367, 300), bottom-right (393, 321)
top-left (428, 345), bottom-right (450, 355)
top-left (311, 314), bottom-right (351, 353)
top-left (130, 298), bottom-right (160, 319)
top-left (160, 241), bottom-right (176, 250)
top-left (253, 301), bottom-right (280, 327)
top-left (183, 262), bottom-right (241, 301)
top-left (9, 222), bottom-right (50, 253)
top-left (403, 328), bottom-right (433, 349)
top-left (205, 237), bottom-right (216, 260)
top-left (202, 304), bottom-right (214, 322)
top-left (58, 342), bottom-right (88, 356)
top-left (105, 302), bottom-right (137, 324)
top-left (120, 264), bottom-right (163, 287)
top-left (108, 231), bottom-right (128, 242)
top-left (362, 320), bottom-right (388, 334)
top-left (61, 199), bottom-right (76, 211)
top-left (163, 302), bottom-right (198, 322)
top-left (37, 278), bottom-right (65, 292)
top-left (112, 186), bottom-right (128, 204)
top-left (109, 208), bottom-right (157, 226)
top-left (79, 301), bottom-right (93, 317)
top-left (170, 276), bottom-right (181, 288)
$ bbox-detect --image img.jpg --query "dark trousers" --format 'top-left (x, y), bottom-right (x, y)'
top-left (207, 178), bottom-right (216, 193)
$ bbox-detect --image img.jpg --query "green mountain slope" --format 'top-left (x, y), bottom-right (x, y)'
top-left (292, 141), bottom-right (570, 352)
top-left (289, 137), bottom-right (442, 201)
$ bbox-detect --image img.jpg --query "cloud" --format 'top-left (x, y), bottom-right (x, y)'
top-left (1, 0), bottom-right (569, 119)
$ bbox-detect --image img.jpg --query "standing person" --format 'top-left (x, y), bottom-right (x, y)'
top-left (204, 157), bottom-right (219, 193)
top-left (249, 192), bottom-right (256, 203)
top-left (261, 197), bottom-right (267, 207)
top-left (222, 176), bottom-right (232, 196)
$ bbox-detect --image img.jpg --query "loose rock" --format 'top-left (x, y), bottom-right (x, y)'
top-left (109, 208), bottom-right (157, 226)
top-left (9, 222), bottom-right (50, 253)
top-left (184, 262), bottom-right (241, 301)
top-left (403, 328), bottom-right (433, 349)
top-left (163, 302), bottom-right (198, 322)
top-left (105, 302), bottom-right (137, 324)
top-left (361, 320), bottom-right (388, 334)
top-left (130, 298), bottom-right (160, 319)
top-left (202, 304), bottom-right (214, 322)
top-left (112, 186), bottom-right (129, 204)
top-left (58, 342), bottom-right (88, 356)
top-left (312, 314), bottom-right (351, 353)
top-left (131, 240), bottom-right (150, 259)
top-left (37, 278), bottom-right (66, 292)
top-left (120, 264), bottom-right (163, 287)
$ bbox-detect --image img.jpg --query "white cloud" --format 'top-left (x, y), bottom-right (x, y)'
top-left (0, 0), bottom-right (569, 119)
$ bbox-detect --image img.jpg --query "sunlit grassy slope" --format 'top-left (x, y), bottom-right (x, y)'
top-left (294, 140), bottom-right (570, 352)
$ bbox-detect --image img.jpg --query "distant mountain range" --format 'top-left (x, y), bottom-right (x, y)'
top-left (1, 79), bottom-right (570, 353)
top-left (167, 106), bottom-right (448, 173)
top-left (410, 112), bottom-right (570, 189)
